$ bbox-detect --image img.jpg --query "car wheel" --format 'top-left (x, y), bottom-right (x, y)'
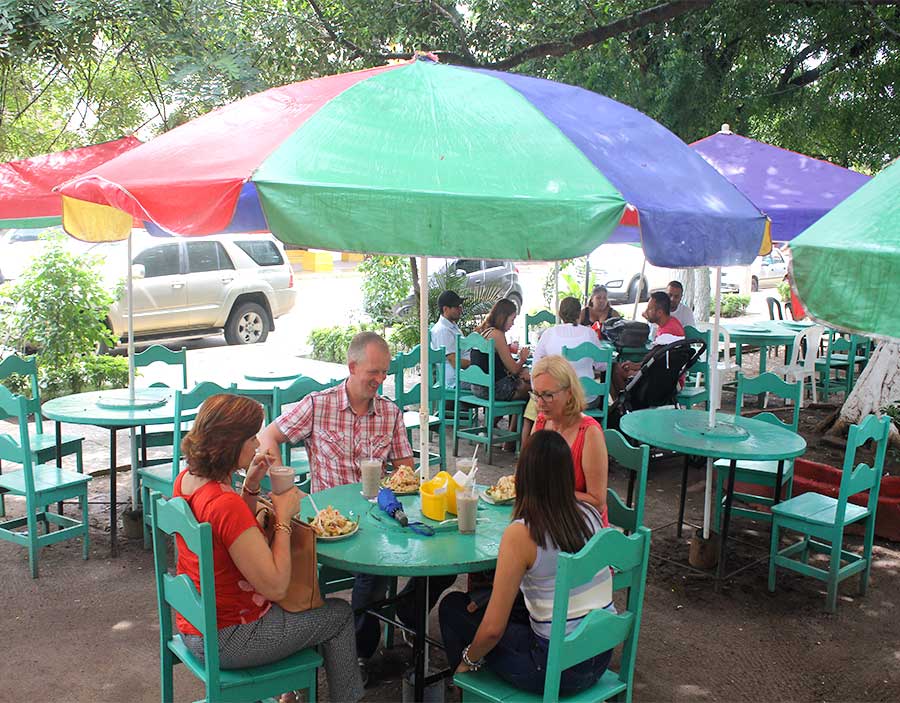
top-left (751, 276), bottom-right (759, 292)
top-left (225, 302), bottom-right (270, 345)
top-left (508, 292), bottom-right (523, 313)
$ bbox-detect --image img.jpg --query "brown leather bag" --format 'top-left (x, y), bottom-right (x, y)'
top-left (256, 498), bottom-right (324, 613)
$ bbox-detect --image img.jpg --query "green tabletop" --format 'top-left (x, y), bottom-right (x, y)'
top-left (619, 408), bottom-right (806, 461)
top-left (42, 388), bottom-right (188, 427)
top-left (301, 483), bottom-right (513, 577)
top-left (723, 320), bottom-right (812, 347)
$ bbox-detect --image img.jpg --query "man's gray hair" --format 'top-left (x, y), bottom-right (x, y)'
top-left (347, 331), bottom-right (390, 364)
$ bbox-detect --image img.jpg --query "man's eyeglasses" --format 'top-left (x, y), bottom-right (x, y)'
top-left (529, 387), bottom-right (567, 403)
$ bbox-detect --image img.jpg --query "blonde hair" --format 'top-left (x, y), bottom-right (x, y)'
top-left (531, 355), bottom-right (585, 420)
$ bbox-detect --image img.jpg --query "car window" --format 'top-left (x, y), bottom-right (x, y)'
top-left (234, 240), bottom-right (284, 266)
top-left (482, 260), bottom-right (505, 270)
top-left (771, 249), bottom-right (785, 264)
top-left (761, 255), bottom-right (773, 265)
top-left (135, 243), bottom-right (181, 278)
top-left (455, 259), bottom-right (482, 274)
top-left (187, 241), bottom-right (234, 272)
top-left (9, 230), bottom-right (39, 243)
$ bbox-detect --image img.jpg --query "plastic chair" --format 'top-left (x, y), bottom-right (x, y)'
top-left (0, 354), bottom-right (84, 516)
top-left (454, 526), bottom-right (651, 703)
top-left (768, 415), bottom-right (891, 612)
top-left (712, 373), bottom-right (802, 526)
top-left (767, 325), bottom-right (825, 407)
top-left (606, 430), bottom-right (650, 533)
top-left (149, 493), bottom-right (322, 702)
top-left (562, 342), bottom-right (614, 429)
top-left (524, 309), bottom-right (556, 345)
top-left (384, 345), bottom-right (446, 471)
top-left (140, 381), bottom-right (235, 546)
top-left (766, 297), bottom-right (784, 321)
top-left (133, 344), bottom-right (188, 468)
top-left (0, 386), bottom-right (91, 577)
top-left (453, 333), bottom-right (527, 465)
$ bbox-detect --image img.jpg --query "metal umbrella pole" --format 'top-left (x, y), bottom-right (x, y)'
top-left (702, 266), bottom-right (723, 540)
top-left (632, 258), bottom-right (647, 320)
top-left (127, 233), bottom-right (140, 510)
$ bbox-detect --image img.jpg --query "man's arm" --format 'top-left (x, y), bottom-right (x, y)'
top-left (445, 351), bottom-right (469, 370)
top-left (257, 422), bottom-right (290, 462)
top-left (257, 395), bottom-right (314, 462)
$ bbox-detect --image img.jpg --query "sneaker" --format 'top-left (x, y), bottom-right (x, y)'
top-left (358, 657), bottom-right (370, 688)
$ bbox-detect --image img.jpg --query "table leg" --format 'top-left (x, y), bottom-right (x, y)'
top-left (756, 345), bottom-right (770, 407)
top-left (413, 576), bottom-right (427, 702)
top-left (109, 428), bottom-right (118, 558)
top-left (56, 421), bottom-right (64, 519)
top-left (715, 458), bottom-right (737, 591)
top-left (677, 455), bottom-right (690, 538)
top-left (773, 460), bottom-right (785, 506)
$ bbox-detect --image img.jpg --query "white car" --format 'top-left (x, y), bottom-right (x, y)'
top-left (91, 231), bottom-right (296, 346)
top-left (720, 248), bottom-right (788, 293)
top-left (588, 243), bottom-right (679, 303)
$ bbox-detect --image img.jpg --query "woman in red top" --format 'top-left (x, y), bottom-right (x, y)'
top-left (174, 394), bottom-right (363, 703)
top-left (528, 356), bottom-right (609, 525)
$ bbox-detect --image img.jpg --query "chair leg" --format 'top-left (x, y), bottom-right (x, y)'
top-left (860, 515), bottom-right (876, 596)
top-left (308, 667), bottom-right (318, 702)
top-left (486, 408), bottom-right (494, 466)
top-left (826, 537), bottom-right (843, 613)
top-left (27, 507), bottom-right (40, 579)
top-left (768, 519), bottom-right (780, 592)
top-left (142, 484), bottom-right (152, 550)
top-left (160, 646), bottom-right (175, 703)
top-left (81, 491), bottom-right (90, 560)
top-left (810, 374), bottom-right (818, 404)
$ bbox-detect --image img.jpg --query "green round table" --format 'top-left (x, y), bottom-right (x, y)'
top-left (724, 320), bottom-right (813, 374)
top-left (301, 482), bottom-right (512, 700)
top-left (42, 388), bottom-right (191, 556)
top-left (620, 408), bottom-right (806, 586)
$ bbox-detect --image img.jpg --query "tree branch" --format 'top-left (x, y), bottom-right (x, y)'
top-left (305, 0), bottom-right (366, 57)
top-left (429, 1), bottom-right (477, 64)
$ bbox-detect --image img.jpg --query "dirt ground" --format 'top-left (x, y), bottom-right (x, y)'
top-left (2, 349), bottom-right (899, 702)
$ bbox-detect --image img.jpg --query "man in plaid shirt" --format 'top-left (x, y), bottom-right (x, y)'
top-left (258, 331), bottom-right (454, 681)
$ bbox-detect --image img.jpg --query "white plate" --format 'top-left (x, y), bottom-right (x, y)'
top-left (309, 519), bottom-right (360, 541)
top-left (479, 487), bottom-right (514, 505)
top-left (380, 479), bottom-right (419, 495)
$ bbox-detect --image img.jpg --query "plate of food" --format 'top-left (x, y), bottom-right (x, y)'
top-left (308, 505), bottom-right (360, 541)
top-left (381, 465), bottom-right (420, 495)
top-left (481, 475), bottom-right (516, 505)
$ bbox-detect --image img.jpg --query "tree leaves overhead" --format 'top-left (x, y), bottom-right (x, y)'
top-left (1, 0), bottom-right (897, 169)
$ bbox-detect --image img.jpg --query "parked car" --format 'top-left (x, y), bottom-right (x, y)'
top-left (720, 247), bottom-right (788, 293)
top-left (0, 227), bottom-right (93, 284)
top-left (588, 243), bottom-right (678, 304)
top-left (91, 231), bottom-right (296, 346)
top-left (392, 258), bottom-right (523, 318)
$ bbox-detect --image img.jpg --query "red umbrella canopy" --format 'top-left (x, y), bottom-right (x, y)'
top-left (0, 136), bottom-right (141, 229)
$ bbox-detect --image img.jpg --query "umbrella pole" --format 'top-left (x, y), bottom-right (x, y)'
top-left (553, 262), bottom-right (559, 321)
top-left (703, 266), bottom-right (723, 540)
top-left (127, 233), bottom-right (139, 509)
top-left (632, 258), bottom-right (647, 320)
top-left (418, 256), bottom-right (430, 482)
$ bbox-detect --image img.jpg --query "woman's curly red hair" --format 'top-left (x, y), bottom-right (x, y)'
top-left (181, 394), bottom-right (264, 481)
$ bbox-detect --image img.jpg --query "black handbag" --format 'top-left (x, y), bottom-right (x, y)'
top-left (600, 318), bottom-right (651, 349)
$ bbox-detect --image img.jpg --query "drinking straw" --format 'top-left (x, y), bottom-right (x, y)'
top-left (471, 445), bottom-right (479, 465)
top-left (307, 494), bottom-right (321, 515)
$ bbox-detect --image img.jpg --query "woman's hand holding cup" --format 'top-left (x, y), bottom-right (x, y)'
top-left (247, 447), bottom-right (276, 486)
top-left (271, 486), bottom-right (302, 523)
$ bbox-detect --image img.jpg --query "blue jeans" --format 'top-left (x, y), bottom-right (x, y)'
top-left (352, 573), bottom-right (457, 659)
top-left (439, 591), bottom-right (611, 696)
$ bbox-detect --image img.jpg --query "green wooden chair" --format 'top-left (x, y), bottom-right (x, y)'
top-left (140, 381), bottom-right (235, 546)
top-left (454, 526), bottom-right (651, 703)
top-left (712, 372), bottom-right (802, 527)
top-left (133, 344), bottom-right (188, 468)
top-left (816, 331), bottom-right (870, 399)
top-left (149, 493), bottom-right (322, 702)
top-left (524, 309), bottom-right (555, 345)
top-left (768, 414), bottom-right (890, 612)
top-left (0, 386), bottom-right (91, 577)
top-left (384, 345), bottom-right (447, 471)
top-left (676, 325), bottom-right (710, 409)
top-left (561, 342), bottom-right (614, 429)
top-left (605, 429), bottom-right (650, 533)
top-left (0, 354), bottom-right (85, 516)
top-left (453, 333), bottom-right (527, 465)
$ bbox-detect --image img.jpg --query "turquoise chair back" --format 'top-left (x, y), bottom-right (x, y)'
top-left (682, 325), bottom-right (711, 380)
top-left (605, 429), bottom-right (650, 535)
top-left (545, 526), bottom-right (651, 703)
top-left (562, 342), bottom-right (614, 429)
top-left (0, 388), bottom-right (37, 493)
top-left (836, 415), bottom-right (890, 523)
top-left (0, 354), bottom-right (44, 433)
top-left (525, 309), bottom-right (556, 345)
top-left (273, 376), bottom-right (330, 467)
top-left (134, 344), bottom-right (188, 388)
top-left (735, 372), bottom-right (801, 431)
top-left (457, 332), bottom-right (495, 393)
top-left (150, 493), bottom-right (321, 701)
top-left (169, 382), bottom-right (237, 477)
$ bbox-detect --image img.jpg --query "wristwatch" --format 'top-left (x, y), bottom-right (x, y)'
top-left (462, 645), bottom-right (484, 671)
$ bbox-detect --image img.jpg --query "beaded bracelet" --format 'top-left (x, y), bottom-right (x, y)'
top-left (462, 645), bottom-right (484, 670)
top-left (242, 484), bottom-right (262, 496)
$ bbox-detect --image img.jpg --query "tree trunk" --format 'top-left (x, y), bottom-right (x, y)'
top-left (829, 341), bottom-right (900, 448)
top-left (410, 256), bottom-right (420, 300)
top-left (676, 267), bottom-right (711, 324)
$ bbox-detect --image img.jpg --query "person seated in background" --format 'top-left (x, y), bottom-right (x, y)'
top-left (666, 280), bottom-right (695, 328)
top-left (174, 394), bottom-right (363, 703)
top-left (439, 430), bottom-right (614, 696)
top-left (611, 291), bottom-right (684, 397)
top-left (529, 355), bottom-right (608, 520)
top-left (580, 285), bottom-right (621, 336)
top-left (431, 289), bottom-right (469, 390)
top-left (521, 297), bottom-right (605, 443)
top-left (471, 298), bottom-right (531, 402)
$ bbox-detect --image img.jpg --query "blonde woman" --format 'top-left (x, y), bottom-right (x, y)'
top-left (529, 355), bottom-right (608, 522)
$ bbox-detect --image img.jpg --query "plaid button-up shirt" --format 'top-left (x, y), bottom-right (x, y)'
top-left (276, 380), bottom-right (412, 493)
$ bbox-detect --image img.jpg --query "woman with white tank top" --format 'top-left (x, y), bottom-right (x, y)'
top-left (439, 430), bottom-right (615, 695)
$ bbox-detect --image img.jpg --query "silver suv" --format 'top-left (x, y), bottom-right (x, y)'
top-left (93, 231), bottom-right (296, 346)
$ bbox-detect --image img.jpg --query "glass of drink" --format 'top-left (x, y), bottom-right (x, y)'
top-left (456, 487), bottom-right (478, 534)
top-left (267, 466), bottom-right (296, 495)
top-left (360, 458), bottom-right (382, 500)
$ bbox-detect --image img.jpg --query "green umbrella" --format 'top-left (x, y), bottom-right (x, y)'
top-left (790, 159), bottom-right (900, 341)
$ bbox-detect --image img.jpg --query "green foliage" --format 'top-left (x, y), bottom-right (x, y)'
top-left (777, 280), bottom-right (792, 303)
top-left (307, 322), bottom-right (381, 364)
top-left (359, 255), bottom-right (411, 327)
top-left (883, 402), bottom-right (900, 432)
top-left (711, 294), bottom-right (751, 318)
top-left (542, 258), bottom-right (594, 309)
